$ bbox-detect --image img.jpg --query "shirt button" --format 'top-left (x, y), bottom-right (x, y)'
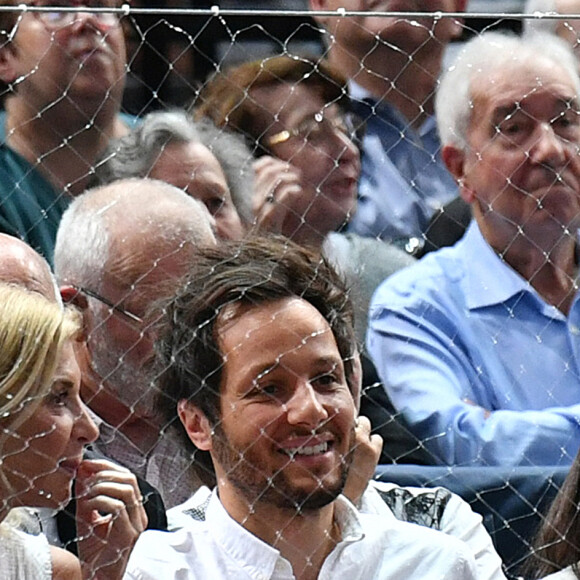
top-left (570, 324), bottom-right (580, 336)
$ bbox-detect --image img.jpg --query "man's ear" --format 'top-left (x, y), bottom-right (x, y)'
top-left (178, 400), bottom-right (213, 451)
top-left (60, 285), bottom-right (91, 341)
top-left (442, 144), bottom-right (476, 204)
top-left (0, 43), bottom-right (19, 85)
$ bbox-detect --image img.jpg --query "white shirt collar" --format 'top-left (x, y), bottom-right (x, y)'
top-left (201, 490), bottom-right (366, 578)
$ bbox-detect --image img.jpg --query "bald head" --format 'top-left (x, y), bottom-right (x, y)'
top-left (0, 234), bottom-right (58, 301)
top-left (53, 178), bottom-right (218, 425)
top-left (54, 177), bottom-right (216, 289)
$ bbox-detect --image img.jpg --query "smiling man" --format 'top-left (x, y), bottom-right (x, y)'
top-left (124, 237), bottom-right (477, 580)
top-left (368, 32), bottom-right (580, 466)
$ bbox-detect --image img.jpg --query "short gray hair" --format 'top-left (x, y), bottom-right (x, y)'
top-left (93, 109), bottom-right (254, 225)
top-left (54, 177), bottom-right (214, 289)
top-left (435, 30), bottom-right (580, 150)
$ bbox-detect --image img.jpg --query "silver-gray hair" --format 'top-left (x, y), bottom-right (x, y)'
top-left (93, 109), bottom-right (254, 225)
top-left (435, 30), bottom-right (580, 151)
top-left (54, 177), bottom-right (214, 290)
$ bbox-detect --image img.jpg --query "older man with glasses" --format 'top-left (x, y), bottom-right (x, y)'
top-left (0, 0), bottom-right (131, 262)
top-left (54, 177), bottom-right (218, 509)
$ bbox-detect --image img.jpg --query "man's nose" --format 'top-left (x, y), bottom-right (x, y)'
top-left (68, 9), bottom-right (115, 34)
top-left (285, 382), bottom-right (329, 427)
top-left (528, 122), bottom-right (571, 167)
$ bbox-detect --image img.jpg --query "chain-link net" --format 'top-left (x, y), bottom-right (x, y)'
top-left (1, 2), bottom-right (580, 578)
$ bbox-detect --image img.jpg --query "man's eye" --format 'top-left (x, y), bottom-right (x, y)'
top-left (260, 384), bottom-right (279, 397)
top-left (553, 111), bottom-right (580, 130)
top-left (205, 197), bottom-right (225, 216)
top-left (500, 122), bottom-right (521, 135)
top-left (313, 373), bottom-right (339, 387)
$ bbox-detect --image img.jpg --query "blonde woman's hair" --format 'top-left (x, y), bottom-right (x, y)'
top-left (0, 284), bottom-right (80, 430)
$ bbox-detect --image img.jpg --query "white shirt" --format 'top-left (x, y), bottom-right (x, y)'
top-left (361, 482), bottom-right (506, 580)
top-left (0, 524), bottom-right (52, 580)
top-left (543, 567), bottom-right (579, 579)
top-left (125, 489), bottom-right (477, 580)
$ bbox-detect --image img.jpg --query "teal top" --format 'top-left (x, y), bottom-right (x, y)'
top-left (0, 110), bottom-right (137, 263)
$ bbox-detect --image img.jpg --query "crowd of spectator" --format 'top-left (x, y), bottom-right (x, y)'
top-left (4, 0), bottom-right (580, 579)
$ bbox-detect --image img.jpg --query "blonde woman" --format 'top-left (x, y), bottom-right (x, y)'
top-left (0, 284), bottom-right (147, 579)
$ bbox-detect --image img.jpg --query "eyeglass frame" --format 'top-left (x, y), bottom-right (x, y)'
top-left (264, 110), bottom-right (364, 148)
top-left (72, 285), bottom-right (143, 325)
top-left (19, 0), bottom-right (126, 34)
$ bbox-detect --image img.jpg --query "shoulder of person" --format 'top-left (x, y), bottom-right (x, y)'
top-left (50, 546), bottom-right (81, 580)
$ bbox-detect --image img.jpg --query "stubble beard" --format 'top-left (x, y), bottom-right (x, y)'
top-left (211, 422), bottom-right (356, 513)
top-left (89, 326), bottom-right (157, 420)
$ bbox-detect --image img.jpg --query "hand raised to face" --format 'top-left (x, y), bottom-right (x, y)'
top-left (75, 458), bottom-right (147, 580)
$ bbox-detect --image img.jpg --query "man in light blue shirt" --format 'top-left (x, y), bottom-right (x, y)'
top-left (308, 1), bottom-right (465, 241)
top-left (368, 31), bottom-right (580, 466)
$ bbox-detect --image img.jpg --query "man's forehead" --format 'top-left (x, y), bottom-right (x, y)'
top-left (471, 63), bottom-right (579, 116)
top-left (0, 237), bottom-right (57, 301)
top-left (218, 299), bottom-right (342, 382)
top-left (219, 298), bottom-right (332, 343)
top-left (104, 238), bottom-right (193, 295)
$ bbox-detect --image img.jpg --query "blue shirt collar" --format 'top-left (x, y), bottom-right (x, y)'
top-left (458, 221), bottom-right (576, 318)
top-left (348, 81), bottom-right (436, 139)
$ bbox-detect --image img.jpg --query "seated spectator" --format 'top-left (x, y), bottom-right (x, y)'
top-left (0, 284), bottom-right (146, 579)
top-left (308, 0), bottom-right (465, 242)
top-left (125, 236), bottom-right (479, 579)
top-left (195, 55), bottom-right (416, 346)
top-left (523, 446), bottom-right (580, 578)
top-left (0, 0), bottom-right (133, 261)
top-left (421, 0), bottom-right (580, 257)
top-left (155, 240), bottom-right (505, 579)
top-left (368, 31), bottom-right (580, 466)
top-left (0, 232), bottom-right (167, 555)
top-left (54, 178), bottom-right (217, 508)
top-left (93, 110), bottom-right (252, 240)
top-left (195, 55), bottom-right (428, 464)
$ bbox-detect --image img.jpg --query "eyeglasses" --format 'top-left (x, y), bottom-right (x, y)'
top-left (265, 111), bottom-right (361, 148)
top-left (28, 0), bottom-right (124, 31)
top-left (73, 285), bottom-right (143, 325)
